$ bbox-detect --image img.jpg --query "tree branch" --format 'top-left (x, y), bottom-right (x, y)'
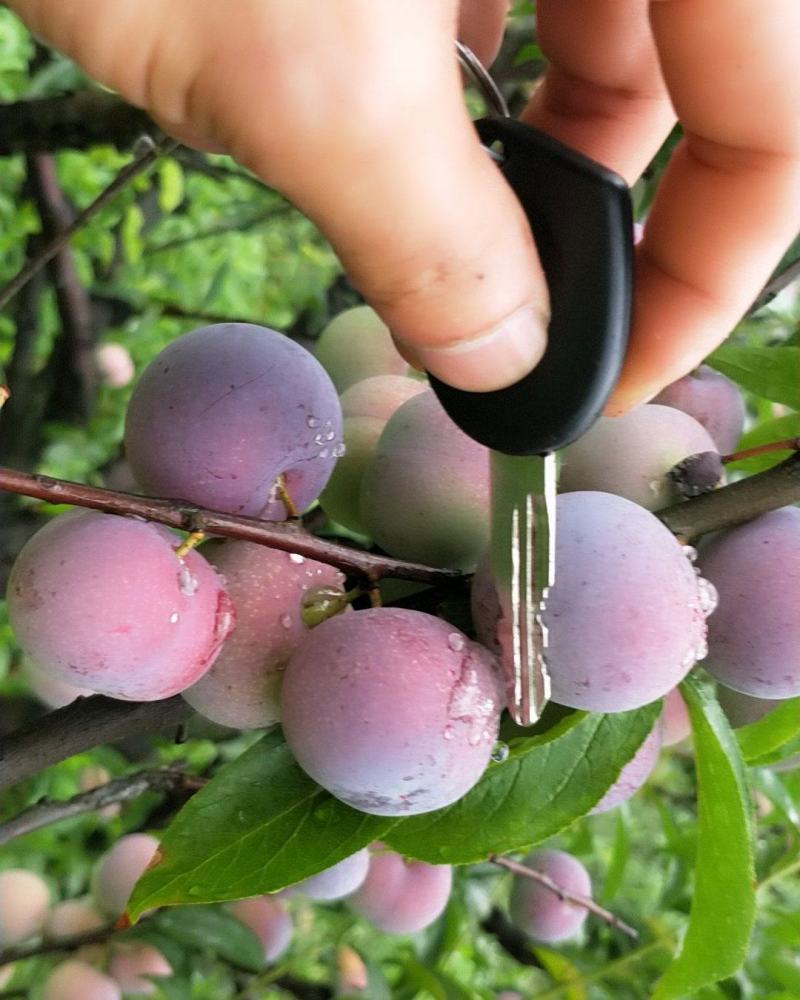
top-left (489, 855), bottom-right (638, 940)
top-left (0, 695), bottom-right (192, 793)
top-left (0, 467), bottom-right (460, 583)
top-left (480, 907), bottom-right (543, 967)
top-left (0, 135), bottom-right (176, 311)
top-left (0, 923), bottom-right (118, 968)
top-left (749, 252), bottom-right (800, 313)
top-left (0, 767), bottom-right (205, 845)
top-left (0, 91), bottom-right (155, 156)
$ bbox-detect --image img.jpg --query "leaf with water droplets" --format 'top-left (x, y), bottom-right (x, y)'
top-left (127, 729), bottom-right (394, 917)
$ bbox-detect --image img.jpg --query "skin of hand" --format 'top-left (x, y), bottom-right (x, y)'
top-left (7, 0), bottom-right (800, 409)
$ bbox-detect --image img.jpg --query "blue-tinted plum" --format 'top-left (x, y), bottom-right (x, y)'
top-left (360, 390), bottom-right (490, 570)
top-left (472, 493), bottom-right (714, 712)
top-left (661, 688), bottom-right (691, 746)
top-left (652, 365), bottom-right (745, 454)
top-left (716, 684), bottom-right (778, 728)
top-left (109, 943), bottom-right (172, 996)
top-left (292, 849), bottom-right (370, 901)
top-left (590, 723), bottom-right (662, 813)
top-left (0, 869), bottom-right (50, 946)
top-left (349, 850), bottom-right (452, 934)
top-left (509, 849), bottom-right (591, 943)
top-left (699, 507), bottom-right (800, 698)
top-left (43, 899), bottom-right (105, 941)
top-left (7, 511), bottom-right (234, 701)
top-left (560, 404), bottom-right (720, 510)
top-left (125, 324), bottom-right (342, 518)
top-left (91, 834), bottom-right (159, 917)
top-left (42, 961), bottom-right (121, 1000)
top-left (281, 608), bottom-right (502, 816)
top-left (184, 541), bottom-right (346, 729)
top-left (314, 306), bottom-right (410, 391)
top-left (229, 896), bottom-right (292, 962)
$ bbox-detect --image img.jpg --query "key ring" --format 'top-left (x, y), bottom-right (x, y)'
top-left (455, 40), bottom-right (510, 119)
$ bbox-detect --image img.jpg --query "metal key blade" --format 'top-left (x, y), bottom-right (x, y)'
top-left (490, 451), bottom-right (557, 726)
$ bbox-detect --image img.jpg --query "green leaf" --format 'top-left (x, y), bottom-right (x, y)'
top-left (601, 808), bottom-right (631, 903)
top-left (736, 697), bottom-right (800, 765)
top-left (121, 203), bottom-right (144, 264)
top-left (535, 947), bottom-right (587, 1000)
top-left (157, 158), bottom-right (184, 213)
top-left (128, 729), bottom-right (394, 917)
top-left (145, 907), bottom-right (265, 972)
top-left (384, 705), bottom-right (661, 864)
top-left (653, 675), bottom-right (755, 999)
top-left (707, 345), bottom-right (800, 408)
top-left (724, 413), bottom-right (800, 474)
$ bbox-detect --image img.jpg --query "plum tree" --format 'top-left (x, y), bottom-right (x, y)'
top-left (559, 404), bottom-right (720, 510)
top-left (95, 342), bottom-right (135, 388)
top-left (125, 323), bottom-right (342, 518)
top-left (472, 492), bottom-right (715, 712)
top-left (42, 960), bottom-right (121, 1000)
top-left (590, 723), bottom-right (662, 814)
top-left (229, 896), bottom-right (292, 962)
top-left (0, 869), bottom-right (50, 946)
top-left (183, 541), bottom-right (346, 729)
top-left (281, 608), bottom-right (502, 815)
top-left (91, 833), bottom-right (159, 917)
top-left (349, 850), bottom-right (452, 934)
top-left (291, 849), bottom-right (370, 901)
top-left (314, 306), bottom-right (410, 391)
top-left (7, 510), bottom-right (234, 701)
top-left (43, 899), bottom-right (105, 941)
top-left (320, 374), bottom-right (426, 533)
top-left (108, 943), bottom-right (172, 996)
top-left (20, 656), bottom-right (92, 709)
top-left (509, 849), bottom-right (591, 943)
top-left (699, 506), bottom-right (800, 698)
top-left (661, 688), bottom-right (691, 746)
top-left (652, 365), bottom-right (745, 454)
top-left (360, 390), bottom-right (490, 570)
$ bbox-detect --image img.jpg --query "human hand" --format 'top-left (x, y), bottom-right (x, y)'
top-left (7, 1), bottom-right (800, 410)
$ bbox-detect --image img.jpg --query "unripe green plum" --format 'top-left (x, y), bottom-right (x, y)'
top-left (560, 404), bottom-right (720, 510)
top-left (590, 723), bottom-right (662, 814)
top-left (509, 849), bottom-right (590, 943)
top-left (91, 833), bottom-right (159, 917)
top-left (184, 541), bottom-right (346, 729)
top-left (42, 960), bottom-right (121, 1000)
top-left (229, 896), bottom-right (292, 962)
top-left (0, 869), bottom-right (50, 946)
top-left (109, 943), bottom-right (172, 996)
top-left (360, 390), bottom-right (490, 570)
top-left (315, 306), bottom-right (409, 391)
top-left (652, 365), bottom-right (745, 454)
top-left (43, 898), bottom-right (105, 941)
top-left (349, 850), bottom-right (452, 934)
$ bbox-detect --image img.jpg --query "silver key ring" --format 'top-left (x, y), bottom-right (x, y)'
top-left (455, 40), bottom-right (510, 119)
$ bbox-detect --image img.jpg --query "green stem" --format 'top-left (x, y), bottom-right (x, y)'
top-left (531, 935), bottom-right (673, 999)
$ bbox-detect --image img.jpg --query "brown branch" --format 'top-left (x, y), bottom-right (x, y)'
top-left (0, 695), bottom-right (192, 793)
top-left (0, 768), bottom-right (206, 846)
top-left (749, 251), bottom-right (800, 313)
top-left (146, 205), bottom-right (294, 256)
top-left (0, 922), bottom-right (118, 967)
top-left (722, 438), bottom-right (800, 464)
top-left (0, 91), bottom-right (154, 156)
top-left (480, 907), bottom-right (544, 967)
top-left (0, 135), bottom-right (177, 311)
top-left (489, 854), bottom-right (638, 940)
top-left (658, 450), bottom-right (800, 540)
top-left (0, 467), bottom-right (460, 583)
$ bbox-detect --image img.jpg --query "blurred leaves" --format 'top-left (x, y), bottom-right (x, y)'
top-left (707, 345), bottom-right (800, 408)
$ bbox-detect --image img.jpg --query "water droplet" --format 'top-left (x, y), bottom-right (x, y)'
top-left (288, 553), bottom-right (305, 564)
top-left (447, 632), bottom-right (465, 653)
top-left (318, 448), bottom-right (330, 459)
top-left (681, 544), bottom-right (698, 563)
top-left (324, 430), bottom-right (335, 441)
top-left (696, 577), bottom-right (718, 617)
top-left (280, 613), bottom-right (292, 629)
top-left (491, 741), bottom-right (510, 763)
top-left (169, 612), bottom-right (179, 624)
top-left (306, 415), bottom-right (320, 428)
top-left (312, 802), bottom-right (333, 823)
top-left (313, 432), bottom-right (325, 445)
top-left (332, 442), bottom-right (346, 458)
top-left (188, 885), bottom-right (203, 897)
top-left (179, 566), bottom-right (199, 596)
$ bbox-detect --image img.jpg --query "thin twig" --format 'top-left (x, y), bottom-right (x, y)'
top-left (722, 438), bottom-right (800, 464)
top-left (0, 768), bottom-right (206, 846)
top-left (0, 695), bottom-right (192, 793)
top-left (0, 922), bottom-right (118, 967)
top-left (489, 854), bottom-right (639, 939)
top-left (0, 466), bottom-right (460, 583)
top-left (0, 136), bottom-right (177, 311)
top-left (749, 253), bottom-right (800, 314)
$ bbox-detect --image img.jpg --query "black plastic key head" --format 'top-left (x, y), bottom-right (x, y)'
top-left (429, 117), bottom-right (633, 456)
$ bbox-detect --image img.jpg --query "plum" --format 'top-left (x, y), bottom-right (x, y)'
top-left (43, 899), bottom-right (105, 941)
top-left (281, 608), bottom-right (502, 816)
top-left (349, 850), bottom-right (452, 934)
top-left (291, 849), bottom-right (370, 901)
top-left (509, 849), bottom-right (591, 943)
top-left (0, 869), bottom-right (50, 946)
top-left (95, 343), bottom-right (134, 388)
top-left (661, 688), bottom-right (691, 746)
top-left (91, 833), bottom-right (159, 917)
top-left (125, 323), bottom-right (342, 518)
top-left (590, 723), bottom-right (662, 813)
top-left (314, 306), bottom-right (409, 391)
top-left (652, 365), bottom-right (745, 454)
top-left (20, 656), bottom-right (92, 709)
top-left (42, 961), bottom-right (121, 1000)
top-left (229, 896), bottom-right (292, 962)
top-left (184, 541), bottom-right (346, 728)
top-left (109, 943), bottom-right (172, 996)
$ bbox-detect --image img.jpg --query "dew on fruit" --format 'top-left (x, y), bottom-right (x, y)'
top-left (332, 442), bottom-right (346, 458)
top-left (682, 544), bottom-right (698, 562)
top-left (697, 577), bottom-right (718, 617)
top-left (169, 612), bottom-right (179, 624)
top-left (306, 415), bottom-right (321, 428)
top-left (280, 613), bottom-right (292, 629)
top-left (447, 632), bottom-right (465, 652)
top-left (179, 565), bottom-right (199, 596)
top-left (288, 553), bottom-right (305, 564)
top-left (318, 448), bottom-right (330, 459)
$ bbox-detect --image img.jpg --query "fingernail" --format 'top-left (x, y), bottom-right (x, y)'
top-left (414, 305), bottom-right (547, 392)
